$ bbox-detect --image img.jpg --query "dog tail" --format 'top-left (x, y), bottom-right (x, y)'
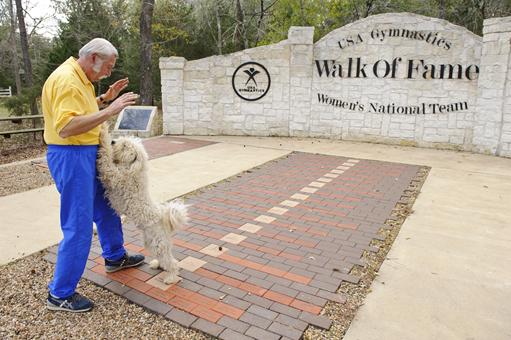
top-left (161, 200), bottom-right (189, 234)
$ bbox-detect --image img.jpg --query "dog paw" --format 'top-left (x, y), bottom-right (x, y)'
top-left (163, 272), bottom-right (180, 284)
top-left (149, 259), bottom-right (160, 269)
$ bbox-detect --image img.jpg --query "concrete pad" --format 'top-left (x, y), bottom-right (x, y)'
top-left (0, 186), bottom-right (61, 264)
top-left (0, 142), bottom-right (288, 265)
top-left (182, 135), bottom-right (511, 176)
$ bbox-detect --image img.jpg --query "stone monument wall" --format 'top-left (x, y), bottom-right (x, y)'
top-left (160, 13), bottom-right (511, 157)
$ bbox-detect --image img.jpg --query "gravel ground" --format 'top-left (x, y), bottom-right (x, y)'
top-left (0, 123), bottom-right (51, 197)
top-left (0, 138), bottom-right (428, 339)
top-left (0, 160), bottom-right (53, 197)
top-left (0, 120), bottom-right (46, 165)
top-left (0, 252), bottom-right (211, 340)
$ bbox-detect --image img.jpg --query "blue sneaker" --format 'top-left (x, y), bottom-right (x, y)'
top-left (47, 292), bottom-right (94, 313)
top-left (104, 252), bottom-right (145, 273)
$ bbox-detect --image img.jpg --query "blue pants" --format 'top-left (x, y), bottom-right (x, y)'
top-left (47, 145), bottom-right (126, 298)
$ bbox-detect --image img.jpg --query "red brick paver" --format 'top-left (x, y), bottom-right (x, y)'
top-left (46, 150), bottom-right (420, 339)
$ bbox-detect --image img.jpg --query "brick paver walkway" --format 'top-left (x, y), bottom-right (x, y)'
top-left (142, 136), bottom-right (216, 159)
top-left (46, 148), bottom-right (420, 340)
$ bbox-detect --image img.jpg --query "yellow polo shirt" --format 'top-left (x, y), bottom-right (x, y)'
top-left (42, 57), bottom-right (100, 145)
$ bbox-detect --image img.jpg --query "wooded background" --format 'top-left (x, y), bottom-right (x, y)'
top-left (0, 0), bottom-right (509, 115)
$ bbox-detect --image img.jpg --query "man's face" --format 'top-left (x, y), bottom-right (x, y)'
top-left (91, 54), bottom-right (116, 82)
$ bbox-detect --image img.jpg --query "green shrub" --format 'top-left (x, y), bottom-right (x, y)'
top-left (2, 86), bottom-right (40, 116)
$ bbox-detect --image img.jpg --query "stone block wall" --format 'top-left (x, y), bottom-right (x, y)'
top-left (160, 13), bottom-right (511, 157)
top-left (161, 43), bottom-right (290, 136)
top-left (288, 27), bottom-right (314, 137)
top-left (160, 57), bottom-right (185, 134)
top-left (473, 17), bottom-right (511, 157)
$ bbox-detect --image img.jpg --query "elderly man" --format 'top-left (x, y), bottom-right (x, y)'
top-left (42, 38), bottom-right (143, 312)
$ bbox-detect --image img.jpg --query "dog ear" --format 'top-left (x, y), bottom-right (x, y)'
top-left (128, 154), bottom-right (144, 173)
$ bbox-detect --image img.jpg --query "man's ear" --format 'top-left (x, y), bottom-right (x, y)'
top-left (91, 53), bottom-right (99, 64)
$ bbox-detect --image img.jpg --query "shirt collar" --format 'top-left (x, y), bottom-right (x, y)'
top-left (66, 57), bottom-right (92, 86)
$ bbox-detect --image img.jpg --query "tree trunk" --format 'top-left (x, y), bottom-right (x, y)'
top-left (15, 0), bottom-right (33, 87)
top-left (438, 0), bottom-right (446, 19)
top-left (15, 0), bottom-right (38, 115)
top-left (480, 0), bottom-right (486, 19)
top-left (215, 5), bottom-right (222, 54)
top-left (140, 0), bottom-right (154, 106)
top-left (363, 0), bottom-right (374, 18)
top-left (254, 0), bottom-right (278, 46)
top-left (235, 0), bottom-right (248, 49)
top-left (254, 0), bottom-right (264, 46)
top-left (8, 0), bottom-right (22, 95)
top-left (299, 0), bottom-right (305, 25)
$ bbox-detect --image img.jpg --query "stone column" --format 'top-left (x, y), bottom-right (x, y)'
top-left (160, 57), bottom-right (186, 135)
top-left (288, 26), bottom-right (314, 137)
top-left (473, 17), bottom-right (511, 156)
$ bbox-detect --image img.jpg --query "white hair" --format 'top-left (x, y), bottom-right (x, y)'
top-left (78, 38), bottom-right (118, 59)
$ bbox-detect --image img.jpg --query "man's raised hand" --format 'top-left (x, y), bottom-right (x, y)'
top-left (107, 92), bottom-right (139, 116)
top-left (104, 78), bottom-right (129, 101)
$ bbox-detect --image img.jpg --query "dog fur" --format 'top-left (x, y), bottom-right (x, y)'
top-left (97, 125), bottom-right (187, 284)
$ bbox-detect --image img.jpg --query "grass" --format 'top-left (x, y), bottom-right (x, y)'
top-left (0, 102), bottom-right (9, 117)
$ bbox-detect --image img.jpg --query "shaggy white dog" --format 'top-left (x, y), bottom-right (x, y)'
top-left (97, 125), bottom-right (187, 284)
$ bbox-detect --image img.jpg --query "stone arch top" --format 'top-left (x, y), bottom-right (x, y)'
top-left (314, 12), bottom-right (482, 63)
